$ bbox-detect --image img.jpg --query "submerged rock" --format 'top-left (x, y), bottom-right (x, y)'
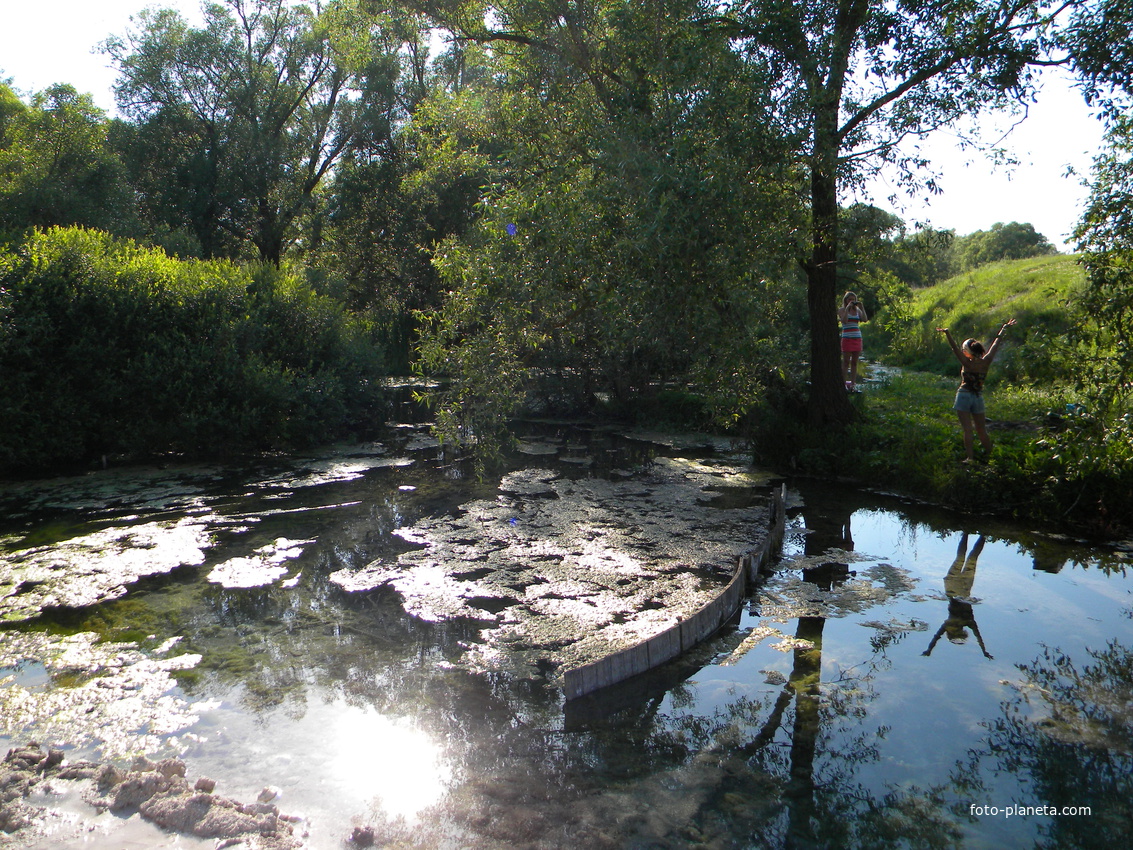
top-left (331, 461), bottom-right (773, 678)
top-left (0, 744), bottom-right (301, 848)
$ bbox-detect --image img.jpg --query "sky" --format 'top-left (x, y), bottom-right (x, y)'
top-left (0, 0), bottom-right (1110, 251)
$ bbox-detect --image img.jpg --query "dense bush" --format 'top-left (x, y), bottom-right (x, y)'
top-left (0, 227), bottom-right (387, 471)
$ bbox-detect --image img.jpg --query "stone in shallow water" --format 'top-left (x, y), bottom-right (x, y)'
top-left (0, 744), bottom-right (301, 849)
top-left (516, 440), bottom-right (560, 456)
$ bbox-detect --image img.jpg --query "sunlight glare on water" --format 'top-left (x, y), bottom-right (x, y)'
top-left (331, 706), bottom-right (453, 820)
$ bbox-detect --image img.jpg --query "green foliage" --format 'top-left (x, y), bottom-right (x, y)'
top-left (889, 227), bottom-right (957, 288)
top-left (867, 269), bottom-right (916, 353)
top-left (1070, 113), bottom-right (1133, 416)
top-left (882, 254), bottom-right (1086, 381)
top-left (951, 222), bottom-right (1058, 271)
top-left (0, 85), bottom-right (137, 238)
top-left (414, 1), bottom-right (808, 461)
top-left (105, 0), bottom-right (401, 263)
top-left (841, 219), bottom-right (1058, 294)
top-left (715, 0), bottom-right (1073, 425)
top-left (0, 227), bottom-right (386, 471)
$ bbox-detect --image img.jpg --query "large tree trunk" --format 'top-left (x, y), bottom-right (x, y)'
top-left (806, 102), bottom-right (855, 427)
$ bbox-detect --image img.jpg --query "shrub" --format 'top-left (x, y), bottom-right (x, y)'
top-left (0, 227), bottom-right (386, 471)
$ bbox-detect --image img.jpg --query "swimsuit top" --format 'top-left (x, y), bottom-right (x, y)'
top-left (960, 369), bottom-right (986, 394)
top-left (841, 310), bottom-right (863, 339)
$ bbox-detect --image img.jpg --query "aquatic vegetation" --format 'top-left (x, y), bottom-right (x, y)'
top-left (331, 459), bottom-right (775, 678)
top-left (207, 538), bottom-right (313, 589)
top-left (0, 517), bottom-right (214, 622)
top-left (0, 631), bottom-right (204, 759)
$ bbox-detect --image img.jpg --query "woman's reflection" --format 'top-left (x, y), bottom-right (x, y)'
top-left (923, 532), bottom-right (993, 659)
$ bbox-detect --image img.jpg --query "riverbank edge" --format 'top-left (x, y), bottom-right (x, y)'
top-left (745, 368), bottom-right (1133, 544)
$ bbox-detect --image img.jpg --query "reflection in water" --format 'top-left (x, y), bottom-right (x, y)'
top-left (960, 638), bottom-right (1133, 849)
top-left (0, 438), bottom-right (1130, 848)
top-left (332, 706), bottom-right (452, 820)
top-left (924, 533), bottom-right (994, 659)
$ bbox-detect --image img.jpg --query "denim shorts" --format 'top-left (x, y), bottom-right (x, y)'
top-left (953, 389), bottom-right (986, 415)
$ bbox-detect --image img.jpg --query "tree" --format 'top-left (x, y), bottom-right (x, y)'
top-left (409, 0), bottom-right (806, 458)
top-left (0, 81), bottom-right (24, 146)
top-left (411, 1), bottom-right (1091, 426)
top-left (105, 0), bottom-right (401, 264)
top-left (0, 84), bottom-right (136, 236)
top-left (706, 0), bottom-right (1085, 425)
top-left (891, 226), bottom-right (957, 287)
top-left (953, 221), bottom-right (1057, 270)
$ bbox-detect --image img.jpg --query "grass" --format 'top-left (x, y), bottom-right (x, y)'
top-left (786, 253), bottom-right (1132, 538)
top-left (884, 253), bottom-right (1087, 379)
top-left (749, 365), bottom-right (1131, 540)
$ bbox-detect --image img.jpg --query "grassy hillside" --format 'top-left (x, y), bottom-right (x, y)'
top-left (748, 254), bottom-right (1133, 539)
top-left (882, 253), bottom-right (1086, 381)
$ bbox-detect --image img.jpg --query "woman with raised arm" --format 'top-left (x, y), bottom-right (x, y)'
top-left (936, 319), bottom-right (1017, 463)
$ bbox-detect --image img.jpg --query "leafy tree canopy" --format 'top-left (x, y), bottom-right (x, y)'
top-left (412, 0), bottom-right (808, 460)
top-left (0, 84), bottom-right (136, 237)
top-left (105, 0), bottom-right (403, 263)
top-left (953, 221), bottom-right (1058, 270)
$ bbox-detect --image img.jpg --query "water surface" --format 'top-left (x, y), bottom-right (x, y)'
top-left (0, 426), bottom-right (1129, 849)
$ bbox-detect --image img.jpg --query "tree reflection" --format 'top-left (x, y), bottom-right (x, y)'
top-left (537, 496), bottom-right (966, 849)
top-left (961, 637), bottom-right (1133, 848)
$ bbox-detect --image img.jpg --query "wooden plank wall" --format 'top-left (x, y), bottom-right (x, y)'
top-left (563, 482), bottom-right (787, 701)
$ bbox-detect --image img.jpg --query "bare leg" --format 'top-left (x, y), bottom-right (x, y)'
top-left (957, 411), bottom-right (975, 461)
top-left (842, 351), bottom-right (853, 388)
top-left (973, 413), bottom-right (992, 456)
top-left (849, 352), bottom-right (861, 387)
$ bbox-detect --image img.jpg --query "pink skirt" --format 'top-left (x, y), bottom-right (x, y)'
top-left (841, 337), bottom-right (863, 353)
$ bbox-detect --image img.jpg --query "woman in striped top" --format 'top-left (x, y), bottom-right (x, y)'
top-left (838, 291), bottom-right (869, 391)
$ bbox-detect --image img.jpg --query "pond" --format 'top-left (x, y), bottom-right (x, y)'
top-left (0, 417), bottom-right (1130, 849)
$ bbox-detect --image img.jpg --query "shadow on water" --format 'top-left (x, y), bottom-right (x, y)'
top-left (1, 420), bottom-right (1131, 848)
